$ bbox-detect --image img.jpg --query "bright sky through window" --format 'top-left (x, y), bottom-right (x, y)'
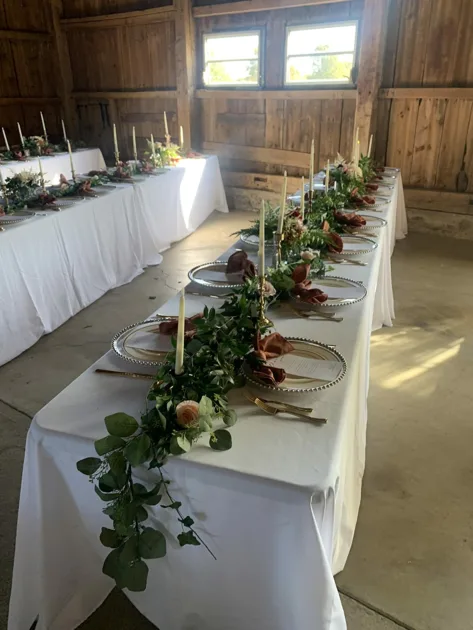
top-left (203, 32), bottom-right (260, 86)
top-left (285, 22), bottom-right (357, 85)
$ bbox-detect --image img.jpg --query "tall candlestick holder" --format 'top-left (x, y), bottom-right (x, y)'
top-left (133, 149), bottom-right (138, 174)
top-left (258, 275), bottom-right (272, 327)
top-left (165, 134), bottom-right (171, 148)
top-left (272, 231), bottom-right (284, 268)
top-left (114, 150), bottom-right (120, 168)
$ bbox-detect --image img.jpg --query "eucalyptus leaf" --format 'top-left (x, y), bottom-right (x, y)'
top-left (124, 559), bottom-right (149, 592)
top-left (95, 485), bottom-right (121, 502)
top-left (105, 413), bottom-right (138, 438)
top-left (176, 434), bottom-right (191, 453)
top-left (102, 548), bottom-right (127, 588)
top-left (177, 531), bottom-right (200, 547)
top-left (100, 527), bottom-right (122, 549)
top-left (95, 435), bottom-right (125, 456)
top-left (125, 434), bottom-right (151, 466)
top-left (77, 457), bottom-right (101, 476)
top-left (198, 395), bottom-right (213, 416)
top-left (223, 409), bottom-right (237, 427)
top-left (210, 429), bottom-right (232, 451)
top-left (138, 527), bottom-right (167, 559)
top-left (120, 536), bottom-right (139, 565)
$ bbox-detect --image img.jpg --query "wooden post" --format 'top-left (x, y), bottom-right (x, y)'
top-left (175, 0), bottom-right (195, 149)
top-left (354, 0), bottom-right (388, 155)
top-left (48, 0), bottom-right (78, 138)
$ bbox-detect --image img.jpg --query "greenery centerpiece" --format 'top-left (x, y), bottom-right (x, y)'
top-left (23, 136), bottom-right (55, 157)
top-left (146, 139), bottom-right (181, 168)
top-left (3, 170), bottom-right (42, 208)
top-left (76, 281), bottom-right (271, 592)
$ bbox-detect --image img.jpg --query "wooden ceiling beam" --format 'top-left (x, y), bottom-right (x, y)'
top-left (0, 29), bottom-right (52, 41)
top-left (72, 90), bottom-right (177, 100)
top-left (196, 89), bottom-right (356, 100)
top-left (193, 0), bottom-right (346, 18)
top-left (203, 141), bottom-right (310, 169)
top-left (0, 97), bottom-right (60, 105)
top-left (380, 87), bottom-right (473, 99)
top-left (61, 6), bottom-right (175, 29)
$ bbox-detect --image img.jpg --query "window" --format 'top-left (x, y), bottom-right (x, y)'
top-left (203, 31), bottom-right (261, 87)
top-left (284, 22), bottom-right (357, 86)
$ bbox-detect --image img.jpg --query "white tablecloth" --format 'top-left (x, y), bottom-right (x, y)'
top-left (0, 156), bottom-right (227, 366)
top-left (0, 148), bottom-right (106, 186)
top-left (8, 175), bottom-right (406, 630)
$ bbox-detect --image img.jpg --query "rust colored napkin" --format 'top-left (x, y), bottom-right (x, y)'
top-left (158, 313), bottom-right (202, 338)
top-left (226, 250), bottom-right (256, 279)
top-left (334, 210), bottom-right (366, 228)
top-left (252, 332), bottom-right (294, 386)
top-left (366, 183), bottom-right (378, 191)
top-left (322, 220), bottom-right (344, 253)
top-left (290, 264), bottom-right (328, 304)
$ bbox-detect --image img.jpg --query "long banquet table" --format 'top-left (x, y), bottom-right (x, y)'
top-left (0, 148), bottom-right (106, 185)
top-left (9, 174), bottom-right (407, 630)
top-left (0, 156), bottom-right (227, 366)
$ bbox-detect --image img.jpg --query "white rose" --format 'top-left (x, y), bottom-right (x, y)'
top-left (301, 250), bottom-right (315, 262)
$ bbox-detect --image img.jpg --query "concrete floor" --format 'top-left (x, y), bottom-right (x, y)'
top-left (1, 211), bottom-right (472, 630)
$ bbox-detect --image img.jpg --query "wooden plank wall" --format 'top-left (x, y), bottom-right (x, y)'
top-left (64, 0), bottom-right (176, 158)
top-left (376, 0), bottom-right (473, 194)
top-left (0, 0), bottom-right (62, 145)
top-left (196, 1), bottom-right (362, 180)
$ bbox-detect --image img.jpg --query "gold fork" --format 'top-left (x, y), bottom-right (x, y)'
top-left (245, 392), bottom-right (312, 413)
top-left (289, 305), bottom-right (343, 323)
top-left (245, 393), bottom-right (326, 424)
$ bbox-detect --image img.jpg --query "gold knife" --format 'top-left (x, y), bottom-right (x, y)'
top-left (95, 368), bottom-right (155, 380)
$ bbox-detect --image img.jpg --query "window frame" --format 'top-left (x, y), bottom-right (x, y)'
top-left (283, 20), bottom-right (358, 88)
top-left (201, 28), bottom-right (264, 89)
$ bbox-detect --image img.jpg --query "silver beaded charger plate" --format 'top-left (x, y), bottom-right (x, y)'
top-left (188, 261), bottom-right (248, 289)
top-left (112, 319), bottom-right (174, 367)
top-left (0, 210), bottom-right (35, 224)
top-left (332, 234), bottom-right (378, 258)
top-left (339, 214), bottom-right (387, 234)
top-left (245, 338), bottom-right (347, 393)
top-left (240, 233), bottom-right (275, 248)
top-left (290, 276), bottom-right (366, 313)
top-left (54, 197), bottom-right (84, 209)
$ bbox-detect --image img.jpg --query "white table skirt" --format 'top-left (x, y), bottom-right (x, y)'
top-left (0, 156), bottom-right (228, 366)
top-left (8, 175), bottom-right (406, 630)
top-left (0, 148), bottom-right (106, 186)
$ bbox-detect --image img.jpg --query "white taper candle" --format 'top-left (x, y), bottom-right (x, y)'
top-left (40, 111), bottom-right (48, 142)
top-left (325, 160), bottom-right (330, 193)
top-left (38, 157), bottom-right (45, 188)
top-left (150, 134), bottom-right (156, 160)
top-left (113, 124), bottom-right (119, 157)
top-left (132, 126), bottom-right (137, 159)
top-left (61, 119), bottom-right (67, 143)
top-left (368, 134), bottom-right (373, 158)
top-left (175, 289), bottom-right (186, 375)
top-left (258, 199), bottom-right (265, 279)
top-left (2, 128), bottom-right (10, 152)
top-left (17, 122), bottom-right (24, 148)
top-left (309, 138), bottom-right (314, 193)
top-left (180, 125), bottom-right (184, 148)
top-left (164, 111), bottom-right (169, 137)
top-left (300, 176), bottom-right (305, 222)
top-left (277, 171), bottom-right (287, 234)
